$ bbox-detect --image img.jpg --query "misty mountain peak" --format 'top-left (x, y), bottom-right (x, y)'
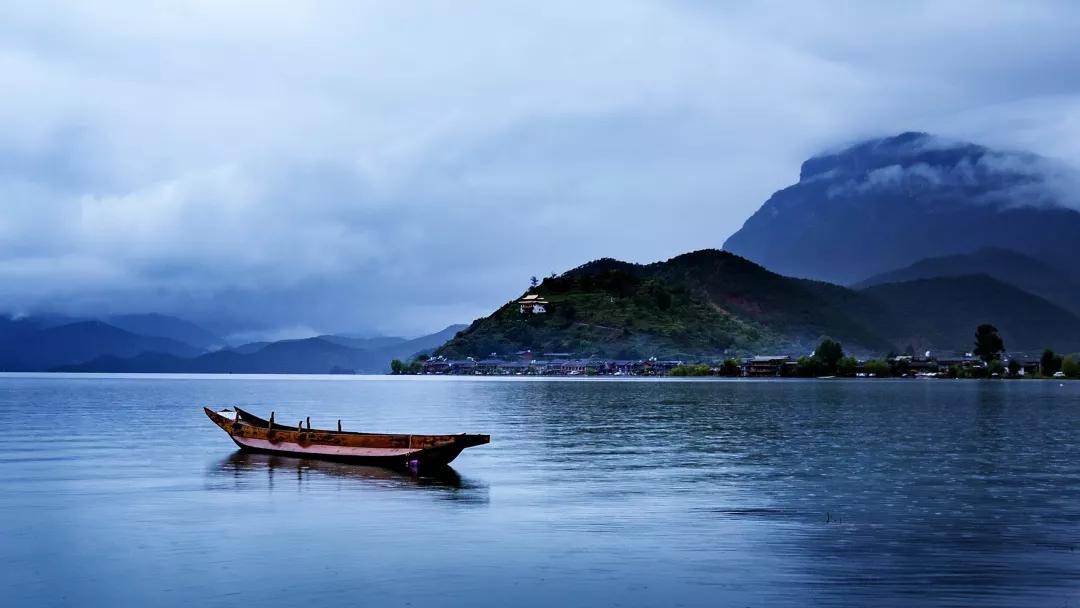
top-left (724, 133), bottom-right (1080, 285)
top-left (798, 132), bottom-right (994, 183)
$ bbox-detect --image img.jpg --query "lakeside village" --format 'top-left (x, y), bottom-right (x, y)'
top-left (392, 296), bottom-right (1080, 380)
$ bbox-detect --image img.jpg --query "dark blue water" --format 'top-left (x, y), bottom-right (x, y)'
top-left (2, 374), bottom-right (1079, 607)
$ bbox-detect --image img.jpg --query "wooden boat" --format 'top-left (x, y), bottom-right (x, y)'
top-left (204, 407), bottom-right (489, 468)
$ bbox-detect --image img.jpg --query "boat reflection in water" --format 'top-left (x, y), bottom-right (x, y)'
top-left (210, 450), bottom-right (490, 504)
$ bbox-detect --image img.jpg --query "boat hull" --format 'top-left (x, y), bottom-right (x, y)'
top-left (225, 434), bottom-right (471, 467)
top-left (204, 407), bottom-right (487, 468)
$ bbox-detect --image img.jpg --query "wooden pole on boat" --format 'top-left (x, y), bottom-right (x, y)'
top-left (268, 411), bottom-right (275, 429)
top-left (337, 419), bottom-right (342, 432)
top-left (306, 416), bottom-right (310, 430)
top-left (297, 420), bottom-right (303, 432)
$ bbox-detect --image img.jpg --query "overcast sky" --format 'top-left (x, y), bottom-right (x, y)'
top-left (4, 1), bottom-right (1080, 339)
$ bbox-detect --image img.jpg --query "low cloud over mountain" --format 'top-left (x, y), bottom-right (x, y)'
top-left (724, 132), bottom-right (1080, 285)
top-left (5, 4), bottom-right (1080, 336)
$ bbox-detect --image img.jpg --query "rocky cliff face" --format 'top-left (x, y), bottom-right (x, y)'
top-left (723, 132), bottom-right (1080, 285)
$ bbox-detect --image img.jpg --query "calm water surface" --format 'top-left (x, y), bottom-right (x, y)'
top-left (2, 375), bottom-right (1079, 607)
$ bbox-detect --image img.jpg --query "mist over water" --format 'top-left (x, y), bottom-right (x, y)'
top-left (2, 375), bottom-right (1079, 607)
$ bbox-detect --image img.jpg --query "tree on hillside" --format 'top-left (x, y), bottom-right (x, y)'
top-left (837, 356), bottom-right (858, 377)
top-left (795, 355), bottom-right (822, 377)
top-left (973, 324), bottom-right (1004, 363)
top-left (1063, 356), bottom-right (1080, 379)
top-left (670, 363), bottom-right (711, 377)
top-left (1007, 359), bottom-right (1021, 376)
top-left (530, 276), bottom-right (539, 288)
top-left (815, 338), bottom-right (844, 373)
top-left (390, 359), bottom-right (405, 375)
top-left (864, 359), bottom-right (890, 377)
top-left (720, 359), bottom-right (741, 377)
top-left (1041, 349), bottom-right (1063, 376)
top-left (558, 302), bottom-right (577, 323)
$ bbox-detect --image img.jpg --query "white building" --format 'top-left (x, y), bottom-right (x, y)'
top-left (518, 294), bottom-right (549, 314)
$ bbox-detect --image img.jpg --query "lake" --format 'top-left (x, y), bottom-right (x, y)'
top-left (1, 374), bottom-right (1079, 607)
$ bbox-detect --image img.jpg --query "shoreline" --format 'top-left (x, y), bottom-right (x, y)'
top-left (0, 371), bottom-right (1074, 382)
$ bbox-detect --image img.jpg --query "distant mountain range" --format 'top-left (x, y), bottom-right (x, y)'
top-left (437, 249), bottom-right (1080, 358)
top-left (861, 275), bottom-right (1080, 354)
top-left (854, 247), bottom-right (1080, 317)
top-left (0, 313), bottom-right (465, 374)
top-left (105, 313), bottom-right (225, 350)
top-left (0, 317), bottom-right (201, 371)
top-left (58, 323), bottom-right (466, 374)
top-left (723, 132), bottom-right (1080, 285)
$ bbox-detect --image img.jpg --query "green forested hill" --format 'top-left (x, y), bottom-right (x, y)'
top-left (437, 250), bottom-right (893, 358)
top-left (437, 250), bottom-right (1080, 359)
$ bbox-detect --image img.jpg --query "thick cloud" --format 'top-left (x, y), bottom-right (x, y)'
top-left (4, 1), bottom-right (1080, 338)
top-left (819, 134), bottom-right (1080, 209)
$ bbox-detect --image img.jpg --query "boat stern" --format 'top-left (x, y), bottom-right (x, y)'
top-left (459, 433), bottom-right (491, 448)
top-left (412, 433), bottom-right (490, 467)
